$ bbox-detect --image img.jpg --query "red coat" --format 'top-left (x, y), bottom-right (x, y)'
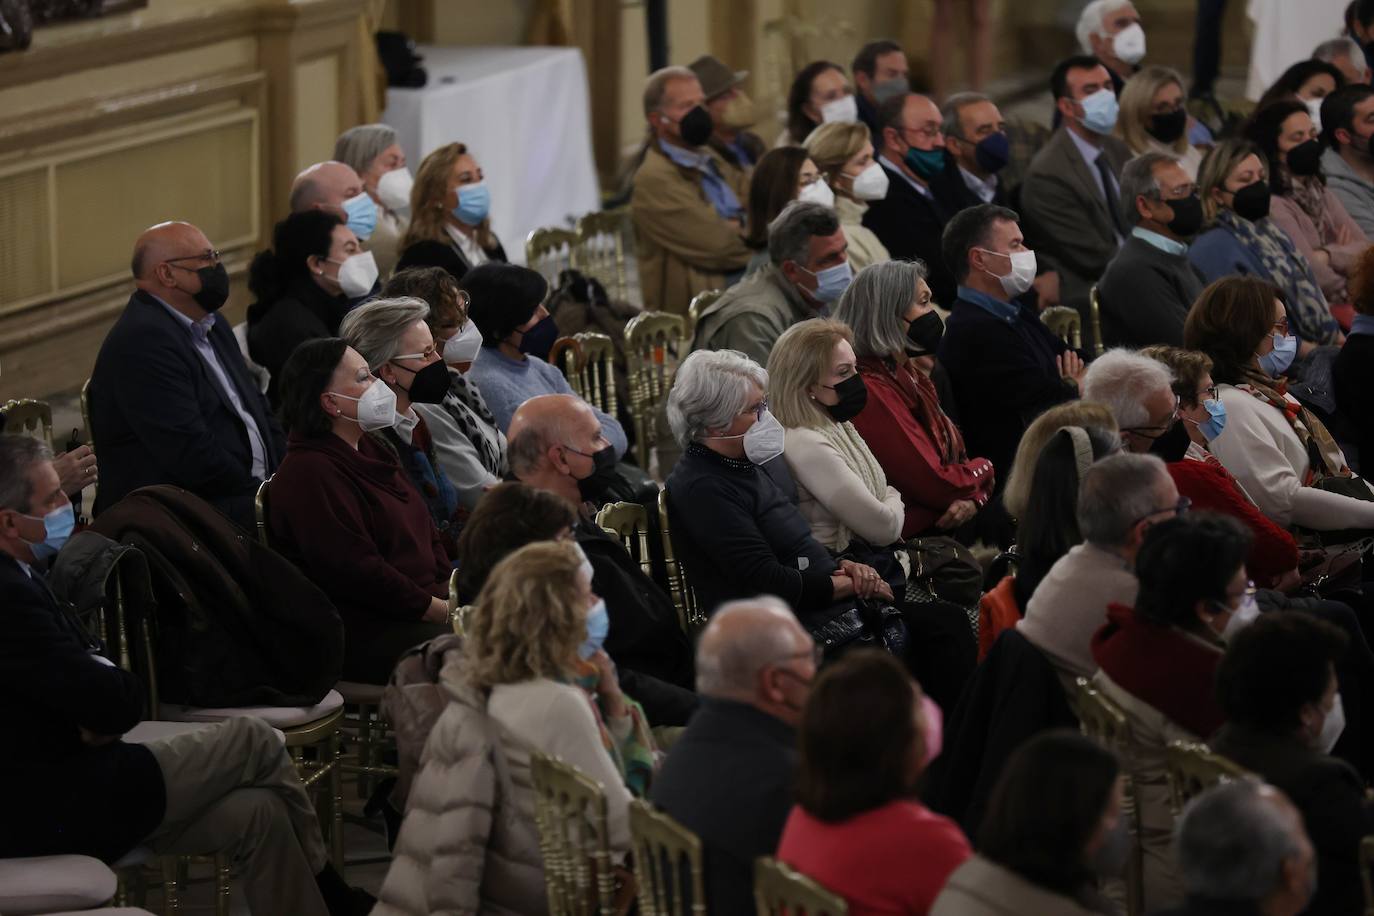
top-left (850, 357), bottom-right (995, 538)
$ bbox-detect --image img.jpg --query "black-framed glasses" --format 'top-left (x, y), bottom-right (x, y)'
top-left (1130, 495), bottom-right (1192, 528)
top-left (165, 249), bottom-right (222, 267)
top-left (1198, 384), bottom-right (1220, 402)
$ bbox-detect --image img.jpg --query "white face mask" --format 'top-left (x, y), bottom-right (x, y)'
top-left (848, 162), bottom-right (890, 201)
top-left (328, 251), bottom-right (379, 299)
top-left (819, 94), bottom-right (858, 125)
top-left (1221, 592), bottom-right (1261, 641)
top-left (798, 178), bottom-right (835, 208)
top-left (442, 320), bottom-right (483, 366)
top-left (1304, 97), bottom-right (1324, 132)
top-left (330, 378), bottom-right (397, 432)
top-left (375, 167), bottom-right (414, 213)
top-left (1313, 692), bottom-right (1346, 754)
top-left (1111, 23), bottom-right (1147, 66)
top-left (978, 247), bottom-right (1037, 297)
top-left (706, 408), bottom-right (785, 465)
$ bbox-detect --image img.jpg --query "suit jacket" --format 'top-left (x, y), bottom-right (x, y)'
top-left (395, 235), bottom-right (508, 285)
top-left (1019, 128), bottom-right (1132, 317)
top-left (90, 290), bottom-right (284, 531)
top-left (862, 160), bottom-right (957, 305)
top-left (928, 157), bottom-right (1007, 215)
top-left (0, 553), bottom-right (164, 862)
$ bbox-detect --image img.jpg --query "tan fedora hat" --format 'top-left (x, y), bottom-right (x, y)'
top-left (688, 54), bottom-right (749, 100)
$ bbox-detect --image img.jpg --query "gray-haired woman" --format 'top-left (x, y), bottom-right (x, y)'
top-left (340, 296), bottom-right (463, 550)
top-left (833, 260), bottom-right (994, 539)
top-left (335, 123), bottom-right (411, 278)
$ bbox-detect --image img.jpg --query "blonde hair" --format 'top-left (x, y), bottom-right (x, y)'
top-left (1003, 402), bottom-right (1119, 520)
top-left (1197, 138), bottom-right (1267, 226)
top-left (463, 541), bottom-right (588, 688)
top-left (803, 121), bottom-right (871, 192)
top-left (401, 142), bottom-right (496, 253)
top-left (1118, 66), bottom-right (1191, 157)
top-left (766, 318), bottom-right (854, 430)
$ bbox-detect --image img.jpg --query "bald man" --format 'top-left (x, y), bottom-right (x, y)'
top-left (650, 597), bottom-right (814, 914)
top-left (89, 221), bottom-right (282, 530)
top-left (290, 161), bottom-right (377, 242)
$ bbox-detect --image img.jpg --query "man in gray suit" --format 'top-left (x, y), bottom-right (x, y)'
top-left (1020, 55), bottom-right (1132, 325)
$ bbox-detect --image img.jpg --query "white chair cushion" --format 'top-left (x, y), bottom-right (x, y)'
top-left (124, 720), bottom-right (285, 746)
top-left (109, 846), bottom-right (154, 870)
top-left (336, 680), bottom-right (385, 704)
top-left (0, 855), bottom-right (115, 915)
top-left (162, 689), bottom-right (344, 729)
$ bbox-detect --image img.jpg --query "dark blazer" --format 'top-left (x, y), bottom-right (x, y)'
top-left (928, 157), bottom-right (1007, 215)
top-left (1097, 234), bottom-right (1207, 349)
top-left (651, 700), bottom-right (798, 916)
top-left (1019, 128), bottom-right (1132, 317)
top-left (246, 277), bottom-right (351, 407)
top-left (1334, 333), bottom-right (1374, 474)
top-left (1211, 723), bottom-right (1374, 916)
top-left (395, 235), bottom-right (508, 284)
top-left (862, 160), bottom-right (957, 305)
top-left (0, 553), bottom-right (164, 862)
top-left (90, 290), bottom-right (284, 531)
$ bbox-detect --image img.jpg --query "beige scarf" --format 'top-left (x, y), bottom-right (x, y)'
top-left (817, 420), bottom-right (889, 552)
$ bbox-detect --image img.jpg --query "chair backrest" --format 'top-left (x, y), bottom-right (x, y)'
top-left (575, 209), bottom-right (634, 304)
top-left (628, 799), bottom-right (707, 916)
top-left (530, 751), bottom-right (619, 916)
top-left (108, 551), bottom-right (161, 719)
top-left (3, 398), bottom-right (53, 448)
top-left (254, 476), bottom-right (273, 548)
top-left (1041, 306), bottom-right (1082, 350)
top-left (1164, 740), bottom-right (1251, 816)
top-left (596, 500), bottom-right (654, 581)
top-left (686, 289), bottom-right (722, 337)
top-left (80, 378), bottom-right (93, 447)
top-left (576, 331), bottom-right (619, 416)
top-left (657, 488), bottom-right (703, 633)
top-left (1070, 677), bottom-right (1131, 751)
top-left (624, 311), bottom-right (688, 468)
top-left (1088, 285), bottom-right (1105, 358)
top-left (753, 857), bottom-right (847, 916)
top-left (550, 336), bottom-right (586, 397)
top-left (527, 226), bottom-right (579, 287)
top-left (446, 568), bottom-right (462, 630)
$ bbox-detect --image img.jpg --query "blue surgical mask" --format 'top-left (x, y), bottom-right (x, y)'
top-left (342, 190), bottom-right (377, 240)
top-left (1258, 333), bottom-right (1298, 377)
top-left (798, 260), bottom-right (853, 303)
top-left (903, 144), bottom-right (947, 180)
top-left (23, 502), bottom-right (75, 562)
top-left (1186, 398), bottom-right (1227, 441)
top-left (579, 597), bottom-right (610, 660)
top-left (453, 181), bottom-right (491, 226)
top-left (1079, 88), bottom-right (1120, 135)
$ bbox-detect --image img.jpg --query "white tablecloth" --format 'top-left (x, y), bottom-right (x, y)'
top-left (1245, 0), bottom-right (1348, 100)
top-left (382, 46), bottom-right (602, 266)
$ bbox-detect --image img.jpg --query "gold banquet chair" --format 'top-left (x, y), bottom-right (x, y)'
top-left (1040, 305), bottom-right (1083, 351)
top-left (576, 331), bottom-right (619, 417)
top-left (550, 336), bottom-right (586, 397)
top-left (575, 208), bottom-right (635, 304)
top-left (624, 312), bottom-right (688, 469)
top-left (530, 752), bottom-right (633, 916)
top-left (629, 800), bottom-right (707, 916)
top-left (596, 500), bottom-right (654, 581)
top-left (657, 488), bottom-right (704, 633)
top-left (527, 226), bottom-right (580, 287)
top-left (3, 397), bottom-right (54, 448)
top-left (1164, 740), bottom-right (1251, 816)
top-left (1088, 285), bottom-right (1105, 357)
top-left (753, 857), bottom-right (847, 916)
top-left (686, 288), bottom-right (722, 338)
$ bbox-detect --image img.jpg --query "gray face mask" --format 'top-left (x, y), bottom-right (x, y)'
top-left (1089, 815), bottom-right (1132, 877)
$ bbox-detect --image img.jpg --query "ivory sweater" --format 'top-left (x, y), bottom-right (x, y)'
top-left (783, 422), bottom-right (904, 552)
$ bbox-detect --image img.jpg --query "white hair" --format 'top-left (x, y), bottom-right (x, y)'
top-left (1082, 348), bottom-right (1174, 430)
top-left (339, 296), bottom-right (430, 371)
top-left (1076, 0), bottom-right (1132, 53)
top-left (1314, 36), bottom-right (1369, 78)
top-left (1175, 778), bottom-right (1305, 901)
top-left (667, 350), bottom-right (768, 448)
top-left (695, 596), bottom-right (799, 697)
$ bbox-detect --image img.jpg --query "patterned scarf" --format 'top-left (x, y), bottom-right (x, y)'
top-left (567, 660), bottom-right (657, 797)
top-left (441, 368), bottom-right (507, 476)
top-left (1237, 369), bottom-right (1346, 481)
top-left (1214, 208), bottom-right (1340, 345)
top-left (816, 420), bottom-right (890, 552)
top-left (864, 357), bottom-right (968, 465)
top-left (1288, 174), bottom-right (1335, 234)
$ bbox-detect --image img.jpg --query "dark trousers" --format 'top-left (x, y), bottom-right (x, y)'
top-left (899, 596), bottom-right (978, 715)
top-left (1192, 0), bottom-right (1229, 95)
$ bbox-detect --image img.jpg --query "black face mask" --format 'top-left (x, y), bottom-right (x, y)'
top-left (185, 262), bottom-right (230, 312)
top-left (822, 373), bottom-right (868, 423)
top-left (1230, 180), bottom-right (1272, 221)
top-left (1148, 418), bottom-right (1192, 463)
top-left (516, 314), bottom-right (560, 361)
top-left (904, 310), bottom-right (945, 356)
top-left (1285, 138), bottom-right (1324, 177)
top-left (391, 358), bottom-right (452, 404)
top-left (1146, 108), bottom-right (1188, 145)
top-left (569, 444), bottom-right (618, 503)
top-left (678, 105), bottom-right (714, 147)
top-left (1164, 193), bottom-right (1204, 237)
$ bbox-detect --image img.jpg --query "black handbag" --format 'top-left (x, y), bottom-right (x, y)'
top-left (807, 599), bottom-right (909, 663)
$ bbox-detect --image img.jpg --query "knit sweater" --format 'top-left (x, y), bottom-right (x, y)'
top-left (1096, 234), bottom-right (1206, 348)
top-left (1017, 542), bottom-right (1138, 683)
top-left (782, 422), bottom-right (904, 552)
top-left (1322, 146), bottom-right (1374, 239)
top-left (833, 195), bottom-right (891, 273)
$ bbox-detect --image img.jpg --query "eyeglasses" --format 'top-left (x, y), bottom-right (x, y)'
top-left (741, 399), bottom-right (769, 421)
top-left (392, 345), bottom-right (440, 363)
top-left (165, 249), bottom-right (222, 268)
top-left (1198, 384), bottom-right (1220, 402)
top-left (902, 124), bottom-right (944, 142)
top-left (1130, 495), bottom-right (1192, 528)
top-left (1273, 316), bottom-right (1290, 335)
top-left (1120, 396), bottom-right (1182, 438)
top-left (1219, 579), bottom-right (1258, 611)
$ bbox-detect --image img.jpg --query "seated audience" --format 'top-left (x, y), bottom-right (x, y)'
top-left (246, 210), bottom-right (363, 406)
top-left (1077, 0), bottom-right (1146, 94)
top-left (395, 142), bottom-right (507, 283)
top-left (804, 122), bottom-right (892, 271)
top-left (380, 267), bottom-right (508, 509)
top-left (0, 436), bottom-right (369, 915)
top-left (506, 394), bottom-right (696, 724)
top-left (651, 597), bottom-right (815, 914)
top-left (778, 650), bottom-right (971, 916)
top-left (1116, 67), bottom-right (1204, 178)
top-left (931, 730), bottom-right (1124, 916)
top-left (1161, 779), bottom-right (1317, 916)
top-left (452, 481), bottom-right (574, 600)
top-left (1184, 276), bottom-right (1374, 532)
top-left (1190, 140), bottom-right (1343, 346)
top-left (1082, 347), bottom-right (1180, 456)
top-left (933, 92), bottom-right (1011, 212)
top-left (339, 297), bottom-right (464, 547)
top-left (834, 260), bottom-right (995, 539)
top-left (1212, 613), bottom-right (1371, 916)
top-left (268, 338), bottom-right (450, 685)
top-left (937, 204), bottom-right (1083, 485)
top-left (631, 66), bottom-right (751, 314)
top-left (691, 201), bottom-right (848, 366)
top-left (851, 39), bottom-right (910, 138)
top-left (742, 147), bottom-right (828, 274)
top-left (783, 60), bottom-right (855, 145)
top-left (1313, 35), bottom-right (1370, 87)
top-left (1244, 100), bottom-right (1369, 311)
top-left (688, 54), bottom-right (768, 174)
top-left (863, 92), bottom-right (958, 303)
top-left (91, 221), bottom-right (283, 531)
top-left (462, 263), bottom-right (628, 455)
top-left (1334, 248), bottom-right (1374, 468)
top-left (373, 541), bottom-right (643, 916)
top-left (1021, 56), bottom-right (1131, 318)
top-left (1319, 84), bottom-right (1374, 237)
top-left (1097, 152), bottom-right (1207, 348)
top-left (290, 160), bottom-right (376, 243)
top-left (333, 123), bottom-right (411, 278)
top-left (1255, 59), bottom-right (1346, 123)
